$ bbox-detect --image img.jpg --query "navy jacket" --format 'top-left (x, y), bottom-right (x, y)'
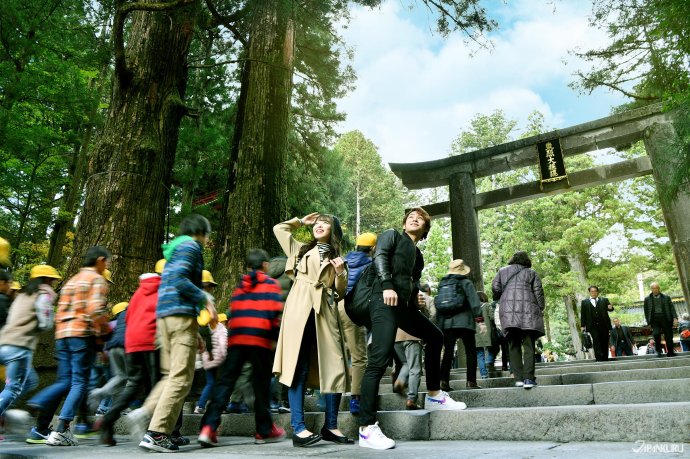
top-left (344, 250), bottom-right (373, 296)
top-left (105, 310), bottom-right (127, 350)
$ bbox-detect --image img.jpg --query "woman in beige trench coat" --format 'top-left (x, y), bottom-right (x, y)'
top-left (273, 212), bottom-right (352, 447)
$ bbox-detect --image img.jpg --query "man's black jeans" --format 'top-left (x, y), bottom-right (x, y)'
top-left (359, 296), bottom-right (443, 427)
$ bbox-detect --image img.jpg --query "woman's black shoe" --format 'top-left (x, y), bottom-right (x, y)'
top-left (320, 427), bottom-right (354, 444)
top-left (292, 432), bottom-right (322, 447)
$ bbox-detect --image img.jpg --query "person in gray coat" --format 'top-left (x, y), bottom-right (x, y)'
top-left (491, 251), bottom-right (545, 389)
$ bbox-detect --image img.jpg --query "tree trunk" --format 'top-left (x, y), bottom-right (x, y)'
top-left (213, 0), bottom-right (294, 302)
top-left (564, 295), bottom-right (586, 360)
top-left (543, 310), bottom-right (552, 343)
top-left (65, 1), bottom-right (198, 300)
top-left (356, 180), bottom-right (361, 236)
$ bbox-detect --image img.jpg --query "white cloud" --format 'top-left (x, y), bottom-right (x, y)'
top-left (336, 0), bottom-right (628, 165)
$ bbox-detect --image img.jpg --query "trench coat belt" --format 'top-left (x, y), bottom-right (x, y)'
top-left (294, 273), bottom-right (332, 315)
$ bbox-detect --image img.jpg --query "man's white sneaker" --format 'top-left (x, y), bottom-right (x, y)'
top-left (425, 390), bottom-right (467, 411)
top-left (46, 429), bottom-right (79, 446)
top-left (358, 422), bottom-right (395, 450)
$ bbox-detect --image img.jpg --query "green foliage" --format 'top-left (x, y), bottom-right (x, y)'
top-left (0, 0), bottom-right (106, 267)
top-left (573, 0), bottom-right (690, 199)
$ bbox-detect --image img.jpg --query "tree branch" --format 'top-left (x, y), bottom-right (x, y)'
top-left (114, 0), bottom-right (199, 83)
top-left (204, 0), bottom-right (248, 47)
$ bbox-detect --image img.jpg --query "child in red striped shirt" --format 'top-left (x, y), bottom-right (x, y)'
top-left (197, 249), bottom-right (285, 447)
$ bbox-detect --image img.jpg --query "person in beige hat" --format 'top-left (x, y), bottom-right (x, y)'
top-left (436, 259), bottom-right (482, 390)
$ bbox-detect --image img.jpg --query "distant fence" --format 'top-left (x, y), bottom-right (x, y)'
top-left (617, 296), bottom-right (688, 326)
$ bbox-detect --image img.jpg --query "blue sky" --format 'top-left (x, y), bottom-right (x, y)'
top-left (336, 0), bottom-right (630, 164)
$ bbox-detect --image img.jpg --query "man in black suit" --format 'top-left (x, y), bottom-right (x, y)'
top-left (580, 286), bottom-right (614, 361)
top-left (610, 318), bottom-right (635, 356)
top-left (643, 282), bottom-right (678, 357)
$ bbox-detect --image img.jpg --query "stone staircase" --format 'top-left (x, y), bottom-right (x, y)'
top-left (116, 353), bottom-right (690, 443)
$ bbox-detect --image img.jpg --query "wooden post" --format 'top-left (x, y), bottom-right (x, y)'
top-left (644, 119), bottom-right (690, 306)
top-left (449, 172), bottom-right (484, 290)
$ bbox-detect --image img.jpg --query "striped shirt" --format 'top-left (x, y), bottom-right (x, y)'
top-left (227, 270), bottom-right (283, 349)
top-left (55, 267), bottom-right (110, 339)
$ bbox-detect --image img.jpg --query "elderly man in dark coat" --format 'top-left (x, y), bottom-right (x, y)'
top-left (492, 251), bottom-right (545, 390)
top-left (643, 282), bottom-right (678, 357)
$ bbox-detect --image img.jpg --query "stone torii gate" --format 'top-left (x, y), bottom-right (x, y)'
top-left (389, 103), bottom-right (690, 307)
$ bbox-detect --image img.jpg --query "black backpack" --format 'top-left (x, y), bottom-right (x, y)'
top-left (344, 264), bottom-right (376, 329)
top-left (435, 277), bottom-right (466, 318)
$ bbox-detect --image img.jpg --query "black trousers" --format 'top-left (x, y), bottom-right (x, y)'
top-left (589, 326), bottom-right (610, 361)
top-left (359, 297), bottom-right (443, 427)
top-left (200, 345), bottom-right (273, 436)
top-left (440, 328), bottom-right (477, 384)
top-left (101, 350), bottom-right (182, 435)
top-left (506, 328), bottom-right (536, 381)
top-left (652, 318), bottom-right (676, 355)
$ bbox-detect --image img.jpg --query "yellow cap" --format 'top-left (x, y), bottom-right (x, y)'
top-left (197, 309), bottom-right (212, 326)
top-left (202, 270), bottom-right (217, 285)
top-left (30, 265), bottom-right (62, 280)
top-left (355, 232), bottom-right (377, 247)
top-left (10, 281), bottom-right (21, 290)
top-left (103, 269), bottom-right (114, 284)
top-left (155, 259), bottom-right (166, 274)
top-left (112, 302), bottom-right (128, 315)
top-left (217, 313), bottom-right (228, 323)
top-left (0, 237), bottom-right (10, 267)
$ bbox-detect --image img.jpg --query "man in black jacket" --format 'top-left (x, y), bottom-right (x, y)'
top-left (357, 208), bottom-right (466, 451)
top-left (609, 318), bottom-right (635, 356)
top-left (643, 282), bottom-right (678, 357)
top-left (580, 286), bottom-right (614, 361)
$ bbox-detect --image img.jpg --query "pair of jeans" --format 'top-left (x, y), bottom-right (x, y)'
top-left (286, 311), bottom-right (342, 433)
top-left (200, 346), bottom-right (274, 436)
top-left (197, 368), bottom-right (217, 409)
top-left (0, 345), bottom-right (39, 415)
top-left (681, 340), bottom-right (690, 352)
top-left (506, 328), bottom-right (536, 381)
top-left (359, 296), bottom-right (443, 427)
top-left (393, 340), bottom-right (423, 401)
top-left (440, 328), bottom-right (477, 384)
top-left (30, 337), bottom-right (94, 428)
top-left (476, 347), bottom-right (495, 379)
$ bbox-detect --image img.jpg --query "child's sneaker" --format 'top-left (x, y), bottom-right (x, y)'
top-left (26, 426), bottom-right (52, 444)
top-left (124, 407), bottom-right (151, 444)
top-left (4, 409), bottom-right (31, 434)
top-left (139, 432), bottom-right (179, 452)
top-left (358, 422), bottom-right (395, 450)
top-left (425, 390), bottom-right (467, 411)
top-left (193, 406), bottom-right (205, 414)
top-left (46, 428), bottom-right (79, 446)
top-left (254, 424), bottom-right (286, 444)
top-left (198, 425), bottom-right (218, 448)
top-left (349, 397), bottom-right (360, 415)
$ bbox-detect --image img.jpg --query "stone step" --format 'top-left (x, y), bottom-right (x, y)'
top-left (378, 364), bottom-right (690, 394)
top-left (301, 377), bottom-right (690, 412)
top-left (381, 354), bottom-right (690, 387)
top-left (145, 401), bottom-right (690, 443)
